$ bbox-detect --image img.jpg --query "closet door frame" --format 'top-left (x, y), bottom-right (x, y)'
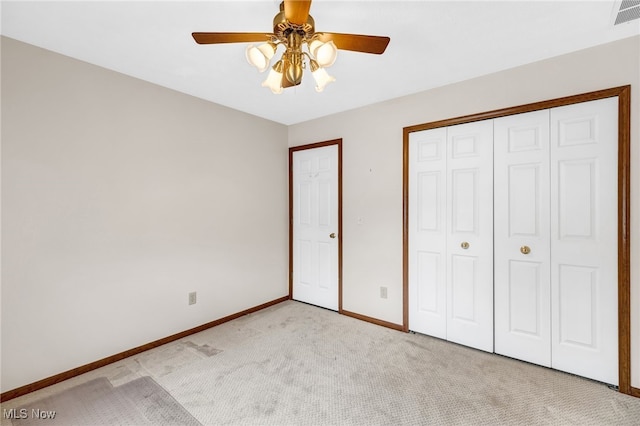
top-left (402, 85), bottom-right (633, 396)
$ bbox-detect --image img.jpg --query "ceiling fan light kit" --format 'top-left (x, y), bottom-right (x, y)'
top-left (262, 60), bottom-right (285, 94)
top-left (245, 42), bottom-right (277, 73)
top-left (309, 40), bottom-right (337, 67)
top-left (192, 0), bottom-right (389, 94)
top-left (309, 62), bottom-right (336, 93)
top-left (247, 3), bottom-right (338, 94)
top-left (247, 38), bottom-right (338, 93)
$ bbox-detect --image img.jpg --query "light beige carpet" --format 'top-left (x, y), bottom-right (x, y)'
top-left (10, 376), bottom-right (200, 426)
top-left (4, 300), bottom-right (640, 425)
top-left (158, 301), bottom-right (640, 425)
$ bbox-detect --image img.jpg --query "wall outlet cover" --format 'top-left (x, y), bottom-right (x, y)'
top-left (380, 286), bottom-right (388, 299)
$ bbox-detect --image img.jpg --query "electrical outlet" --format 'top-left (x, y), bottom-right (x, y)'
top-left (380, 286), bottom-right (388, 299)
top-left (188, 292), bottom-right (197, 305)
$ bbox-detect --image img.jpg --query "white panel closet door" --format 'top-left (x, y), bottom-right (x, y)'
top-left (408, 127), bottom-right (448, 339)
top-left (494, 110), bottom-right (552, 367)
top-left (292, 145), bottom-right (339, 311)
top-left (550, 97), bottom-right (618, 385)
top-left (445, 120), bottom-right (494, 353)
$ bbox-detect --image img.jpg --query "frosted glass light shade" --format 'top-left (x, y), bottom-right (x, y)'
top-left (246, 43), bottom-right (275, 73)
top-left (312, 67), bottom-right (335, 92)
top-left (257, 43), bottom-right (276, 60)
top-left (262, 63), bottom-right (284, 94)
top-left (309, 40), bottom-right (337, 67)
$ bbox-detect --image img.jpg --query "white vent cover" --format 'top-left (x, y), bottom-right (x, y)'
top-left (614, 0), bottom-right (640, 25)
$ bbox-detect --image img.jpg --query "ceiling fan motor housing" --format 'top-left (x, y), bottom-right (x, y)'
top-left (273, 10), bottom-right (315, 44)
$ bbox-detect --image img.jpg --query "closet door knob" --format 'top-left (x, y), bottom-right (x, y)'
top-left (520, 246), bottom-right (531, 255)
top-left (461, 242), bottom-right (469, 249)
top-left (329, 233), bottom-right (336, 239)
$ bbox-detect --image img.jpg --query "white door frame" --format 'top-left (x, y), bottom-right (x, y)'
top-left (402, 86), bottom-right (633, 396)
top-left (289, 139), bottom-right (342, 311)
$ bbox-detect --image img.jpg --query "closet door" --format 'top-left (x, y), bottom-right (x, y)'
top-left (408, 121), bottom-right (493, 353)
top-left (550, 97), bottom-right (619, 385)
top-left (445, 120), bottom-right (494, 352)
top-left (408, 127), bottom-right (448, 339)
top-left (494, 110), bottom-right (552, 367)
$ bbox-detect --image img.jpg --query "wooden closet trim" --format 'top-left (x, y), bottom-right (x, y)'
top-left (401, 85), bottom-right (633, 396)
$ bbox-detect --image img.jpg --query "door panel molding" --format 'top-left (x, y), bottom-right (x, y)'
top-left (494, 109), bottom-right (552, 368)
top-left (289, 139), bottom-right (343, 312)
top-left (402, 85), bottom-right (633, 395)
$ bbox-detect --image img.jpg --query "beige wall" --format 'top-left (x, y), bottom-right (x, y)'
top-left (1, 37), bottom-right (289, 392)
top-left (288, 35), bottom-right (640, 388)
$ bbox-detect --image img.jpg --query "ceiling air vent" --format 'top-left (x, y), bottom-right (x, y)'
top-left (614, 0), bottom-right (640, 25)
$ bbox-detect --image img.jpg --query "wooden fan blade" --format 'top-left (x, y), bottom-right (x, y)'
top-left (316, 33), bottom-right (390, 54)
top-left (192, 32), bottom-right (271, 44)
top-left (284, 0), bottom-right (312, 25)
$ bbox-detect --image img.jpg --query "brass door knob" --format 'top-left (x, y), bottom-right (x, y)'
top-left (329, 233), bottom-right (336, 239)
top-left (520, 246), bottom-right (531, 255)
top-left (461, 242), bottom-right (469, 249)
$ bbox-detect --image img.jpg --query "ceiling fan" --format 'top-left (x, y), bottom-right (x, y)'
top-left (192, 0), bottom-right (390, 94)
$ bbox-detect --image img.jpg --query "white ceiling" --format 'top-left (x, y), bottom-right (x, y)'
top-left (1, 1), bottom-right (638, 125)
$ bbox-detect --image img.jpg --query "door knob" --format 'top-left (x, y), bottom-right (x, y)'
top-left (329, 233), bottom-right (336, 239)
top-left (461, 242), bottom-right (469, 249)
top-left (520, 245), bottom-right (531, 255)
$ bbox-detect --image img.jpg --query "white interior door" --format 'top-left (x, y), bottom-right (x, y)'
top-left (408, 121), bottom-right (493, 352)
top-left (409, 127), bottom-right (448, 339)
top-left (445, 120), bottom-right (494, 353)
top-left (494, 109), bottom-right (552, 367)
top-left (550, 97), bottom-right (619, 385)
top-left (292, 144), bottom-right (339, 311)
